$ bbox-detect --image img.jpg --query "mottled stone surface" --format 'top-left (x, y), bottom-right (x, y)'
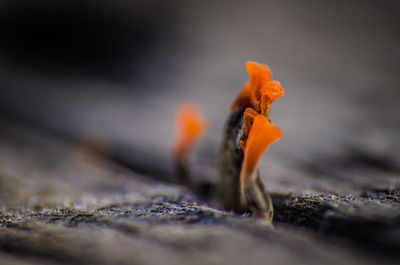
top-left (0, 120), bottom-right (399, 265)
top-left (0, 1), bottom-right (399, 264)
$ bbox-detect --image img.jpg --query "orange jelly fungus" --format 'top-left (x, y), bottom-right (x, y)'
top-left (243, 107), bottom-right (258, 136)
top-left (231, 61), bottom-right (272, 111)
top-left (261, 80), bottom-right (285, 103)
top-left (173, 103), bottom-right (207, 159)
top-left (239, 107), bottom-right (258, 150)
top-left (258, 80), bottom-right (285, 116)
top-left (242, 115), bottom-right (282, 176)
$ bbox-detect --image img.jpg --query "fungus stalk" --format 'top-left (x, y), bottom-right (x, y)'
top-left (219, 61), bottom-right (284, 223)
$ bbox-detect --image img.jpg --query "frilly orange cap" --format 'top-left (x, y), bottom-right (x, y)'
top-left (261, 80), bottom-right (285, 103)
top-left (258, 80), bottom-right (285, 116)
top-left (247, 61), bottom-right (272, 95)
top-left (242, 115), bottom-right (282, 176)
top-left (173, 103), bottom-right (207, 159)
top-left (231, 61), bottom-right (272, 111)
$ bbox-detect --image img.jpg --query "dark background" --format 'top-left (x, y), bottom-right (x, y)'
top-left (0, 0), bottom-right (399, 192)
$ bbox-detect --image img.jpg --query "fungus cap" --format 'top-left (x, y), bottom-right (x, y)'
top-left (231, 61), bottom-right (272, 110)
top-left (261, 80), bottom-right (285, 103)
top-left (242, 115), bottom-right (282, 176)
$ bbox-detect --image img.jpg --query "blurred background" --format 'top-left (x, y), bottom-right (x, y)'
top-left (0, 0), bottom-right (399, 194)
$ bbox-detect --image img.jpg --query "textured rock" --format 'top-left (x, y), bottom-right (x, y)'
top-left (0, 1), bottom-right (399, 264)
top-left (0, 120), bottom-right (399, 265)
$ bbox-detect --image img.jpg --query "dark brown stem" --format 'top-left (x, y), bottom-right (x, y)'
top-left (218, 107), bottom-right (247, 213)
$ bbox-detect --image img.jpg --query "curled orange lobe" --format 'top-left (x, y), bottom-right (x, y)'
top-left (239, 107), bottom-right (258, 150)
top-left (258, 80), bottom-right (285, 115)
top-left (231, 61), bottom-right (272, 111)
top-left (242, 115), bottom-right (282, 176)
top-left (261, 80), bottom-right (285, 103)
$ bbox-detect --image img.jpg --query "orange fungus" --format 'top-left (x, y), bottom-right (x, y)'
top-left (261, 80), bottom-right (285, 103)
top-left (242, 115), bottom-right (282, 176)
top-left (243, 107), bottom-right (259, 136)
top-left (258, 80), bottom-right (285, 115)
top-left (231, 61), bottom-right (273, 111)
top-left (247, 61), bottom-right (272, 100)
top-left (173, 103), bottom-right (207, 159)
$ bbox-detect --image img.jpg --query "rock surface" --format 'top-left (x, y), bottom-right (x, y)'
top-left (0, 120), bottom-right (399, 265)
top-left (0, 1), bottom-right (399, 264)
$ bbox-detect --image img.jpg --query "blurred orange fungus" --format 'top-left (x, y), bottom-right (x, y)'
top-left (173, 103), bottom-right (207, 159)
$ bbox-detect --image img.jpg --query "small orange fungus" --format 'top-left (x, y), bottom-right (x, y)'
top-left (258, 80), bottom-right (285, 116)
top-left (239, 107), bottom-right (258, 149)
top-left (231, 61), bottom-right (272, 110)
top-left (173, 103), bottom-right (207, 159)
top-left (261, 80), bottom-right (285, 103)
top-left (242, 115), bottom-right (282, 176)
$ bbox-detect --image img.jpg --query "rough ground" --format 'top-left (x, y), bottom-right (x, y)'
top-left (1, 120), bottom-right (399, 265)
top-left (0, 1), bottom-right (399, 264)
